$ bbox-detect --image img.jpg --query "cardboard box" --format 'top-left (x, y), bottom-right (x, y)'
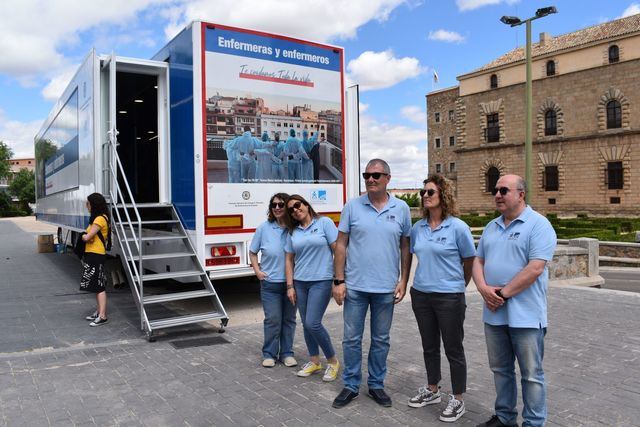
top-left (37, 234), bottom-right (55, 253)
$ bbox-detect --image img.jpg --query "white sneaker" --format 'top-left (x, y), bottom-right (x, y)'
top-left (262, 358), bottom-right (276, 368)
top-left (85, 310), bottom-right (99, 321)
top-left (408, 385), bottom-right (441, 408)
top-left (89, 317), bottom-right (108, 327)
top-left (439, 395), bottom-right (465, 423)
top-left (283, 356), bottom-right (298, 367)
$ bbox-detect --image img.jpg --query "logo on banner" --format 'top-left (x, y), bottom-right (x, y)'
top-left (311, 190), bottom-right (327, 202)
top-left (242, 191), bottom-right (251, 200)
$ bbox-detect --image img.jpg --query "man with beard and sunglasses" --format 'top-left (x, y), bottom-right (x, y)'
top-left (473, 174), bottom-right (556, 427)
top-left (331, 159), bottom-right (412, 409)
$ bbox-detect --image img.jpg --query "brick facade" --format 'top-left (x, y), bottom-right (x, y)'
top-left (427, 58), bottom-right (640, 215)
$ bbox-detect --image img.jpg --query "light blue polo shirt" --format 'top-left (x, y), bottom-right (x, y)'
top-left (284, 216), bottom-right (338, 281)
top-left (477, 206), bottom-right (557, 328)
top-left (411, 216), bottom-right (476, 293)
top-left (249, 220), bottom-right (288, 282)
top-left (338, 194), bottom-right (412, 293)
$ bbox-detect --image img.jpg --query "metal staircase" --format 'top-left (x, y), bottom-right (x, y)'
top-left (103, 132), bottom-right (228, 341)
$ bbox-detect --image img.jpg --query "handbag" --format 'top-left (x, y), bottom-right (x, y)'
top-left (74, 233), bottom-right (87, 259)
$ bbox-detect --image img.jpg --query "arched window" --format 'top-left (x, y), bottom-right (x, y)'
top-left (544, 110), bottom-right (557, 135)
top-left (609, 45), bottom-right (619, 63)
top-left (606, 100), bottom-right (622, 129)
top-left (546, 60), bottom-right (555, 76)
top-left (486, 167), bottom-right (500, 193)
top-left (490, 74), bottom-right (498, 89)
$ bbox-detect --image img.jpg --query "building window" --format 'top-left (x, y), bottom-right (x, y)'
top-left (435, 112), bottom-right (441, 123)
top-left (486, 113), bottom-right (500, 142)
top-left (546, 60), bottom-right (555, 76)
top-left (606, 161), bottom-right (623, 189)
top-left (449, 136), bottom-right (455, 147)
top-left (448, 110), bottom-right (455, 121)
top-left (606, 100), bottom-right (622, 129)
top-left (435, 163), bottom-right (442, 173)
top-left (544, 165), bottom-right (559, 191)
top-left (610, 197), bottom-right (621, 204)
top-left (548, 198), bottom-right (556, 205)
top-left (449, 162), bottom-right (456, 173)
top-left (544, 110), bottom-right (557, 135)
top-left (609, 45), bottom-right (619, 63)
top-left (490, 74), bottom-right (498, 89)
top-left (435, 138), bottom-right (441, 148)
top-left (486, 167), bottom-right (500, 192)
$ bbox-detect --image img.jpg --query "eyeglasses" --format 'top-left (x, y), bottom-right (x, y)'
top-left (362, 172), bottom-right (389, 180)
top-left (419, 189), bottom-right (437, 198)
top-left (491, 187), bottom-right (524, 196)
top-left (270, 202), bottom-right (285, 209)
top-left (287, 201), bottom-right (303, 213)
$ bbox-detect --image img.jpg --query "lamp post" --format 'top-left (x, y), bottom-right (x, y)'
top-left (500, 6), bottom-right (557, 204)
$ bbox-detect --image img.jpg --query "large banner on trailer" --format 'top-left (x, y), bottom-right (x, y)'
top-left (204, 26), bottom-right (344, 187)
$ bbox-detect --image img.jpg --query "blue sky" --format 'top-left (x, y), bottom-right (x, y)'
top-left (1, 0), bottom-right (638, 188)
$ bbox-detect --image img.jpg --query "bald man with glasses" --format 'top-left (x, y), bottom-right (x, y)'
top-left (331, 158), bottom-right (412, 409)
top-left (473, 174), bottom-right (557, 427)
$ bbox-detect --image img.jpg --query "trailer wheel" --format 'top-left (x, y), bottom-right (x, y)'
top-left (218, 318), bottom-right (228, 333)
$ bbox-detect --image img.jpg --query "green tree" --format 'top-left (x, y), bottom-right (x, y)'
top-left (9, 168), bottom-right (35, 213)
top-left (396, 192), bottom-right (421, 208)
top-left (0, 141), bottom-right (13, 180)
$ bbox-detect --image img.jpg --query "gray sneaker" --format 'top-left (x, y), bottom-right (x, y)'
top-left (439, 394), bottom-right (465, 422)
top-left (408, 385), bottom-right (441, 408)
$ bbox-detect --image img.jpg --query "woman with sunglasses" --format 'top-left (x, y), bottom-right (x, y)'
top-left (249, 193), bottom-right (298, 368)
top-left (407, 174), bottom-right (476, 423)
top-left (284, 194), bottom-right (341, 382)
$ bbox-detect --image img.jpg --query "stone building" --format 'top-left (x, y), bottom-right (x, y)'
top-left (426, 13), bottom-right (640, 215)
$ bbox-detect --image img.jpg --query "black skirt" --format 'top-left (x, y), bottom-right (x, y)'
top-left (79, 253), bottom-right (107, 293)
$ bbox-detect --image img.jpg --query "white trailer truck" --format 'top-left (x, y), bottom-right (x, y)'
top-left (34, 21), bottom-right (360, 339)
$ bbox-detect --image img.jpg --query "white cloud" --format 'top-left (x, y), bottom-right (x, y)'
top-left (359, 114), bottom-right (427, 188)
top-left (41, 67), bottom-right (78, 102)
top-left (428, 29), bottom-right (465, 43)
top-left (456, 0), bottom-right (519, 12)
top-left (359, 103), bottom-right (370, 113)
top-left (347, 50), bottom-right (424, 91)
top-left (164, 0), bottom-right (408, 42)
top-left (0, 0), bottom-right (158, 82)
top-left (619, 3), bottom-right (640, 18)
top-left (401, 105), bottom-right (426, 125)
top-left (0, 110), bottom-right (42, 158)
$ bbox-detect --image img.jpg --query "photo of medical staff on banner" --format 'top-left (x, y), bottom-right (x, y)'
top-left (204, 27), bottom-right (344, 185)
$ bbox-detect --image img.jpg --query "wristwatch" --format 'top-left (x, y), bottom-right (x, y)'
top-left (333, 279), bottom-right (345, 286)
top-left (495, 289), bottom-right (509, 301)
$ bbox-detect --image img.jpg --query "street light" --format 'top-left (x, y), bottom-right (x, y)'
top-left (500, 6), bottom-right (557, 204)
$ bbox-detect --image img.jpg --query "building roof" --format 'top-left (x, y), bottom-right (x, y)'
top-left (464, 13), bottom-right (640, 76)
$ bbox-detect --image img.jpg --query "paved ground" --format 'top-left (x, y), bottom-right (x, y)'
top-left (1, 217), bottom-right (639, 426)
top-left (600, 267), bottom-right (640, 293)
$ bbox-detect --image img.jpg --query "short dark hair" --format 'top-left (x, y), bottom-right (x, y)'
top-left (286, 194), bottom-right (318, 233)
top-left (243, 125), bottom-right (251, 132)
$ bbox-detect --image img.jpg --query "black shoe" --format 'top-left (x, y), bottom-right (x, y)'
top-left (367, 388), bottom-right (392, 407)
top-left (477, 415), bottom-right (517, 427)
top-left (332, 388), bottom-right (359, 408)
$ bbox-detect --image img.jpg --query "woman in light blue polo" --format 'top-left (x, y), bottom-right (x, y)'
top-left (284, 194), bottom-right (340, 382)
top-left (407, 174), bottom-right (476, 423)
top-left (249, 193), bottom-right (298, 369)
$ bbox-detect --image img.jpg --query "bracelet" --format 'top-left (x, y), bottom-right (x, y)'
top-left (286, 284), bottom-right (294, 290)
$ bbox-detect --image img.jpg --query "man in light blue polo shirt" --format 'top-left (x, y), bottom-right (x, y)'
top-left (473, 174), bottom-right (556, 427)
top-left (331, 159), bottom-right (412, 409)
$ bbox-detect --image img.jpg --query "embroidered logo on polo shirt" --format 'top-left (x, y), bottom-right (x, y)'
top-left (508, 232), bottom-right (521, 241)
top-left (310, 228), bottom-right (319, 234)
top-left (386, 214), bottom-right (396, 222)
top-left (436, 236), bottom-right (447, 245)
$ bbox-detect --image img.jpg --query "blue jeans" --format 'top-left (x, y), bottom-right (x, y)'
top-left (294, 280), bottom-right (335, 359)
top-left (484, 324), bottom-right (547, 427)
top-left (342, 289), bottom-right (395, 392)
top-left (261, 280), bottom-right (297, 360)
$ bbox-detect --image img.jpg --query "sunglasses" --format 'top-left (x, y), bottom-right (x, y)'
top-left (270, 202), bottom-right (285, 209)
top-left (362, 172), bottom-right (389, 180)
top-left (420, 189), bottom-right (437, 198)
top-left (287, 201), bottom-right (303, 213)
top-left (491, 187), bottom-right (516, 196)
